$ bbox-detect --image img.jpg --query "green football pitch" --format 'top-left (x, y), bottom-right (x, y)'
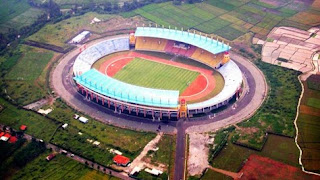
top-left (113, 58), bottom-right (199, 93)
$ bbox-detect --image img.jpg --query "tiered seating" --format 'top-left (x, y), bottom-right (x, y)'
top-left (185, 45), bottom-right (196, 57)
top-left (191, 48), bottom-right (202, 60)
top-left (187, 60), bottom-right (243, 110)
top-left (190, 48), bottom-right (223, 68)
top-left (164, 40), bottom-right (174, 53)
top-left (135, 37), bottom-right (168, 52)
top-left (73, 37), bottom-right (129, 76)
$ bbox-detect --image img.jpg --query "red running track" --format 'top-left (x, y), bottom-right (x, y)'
top-left (98, 51), bottom-right (216, 102)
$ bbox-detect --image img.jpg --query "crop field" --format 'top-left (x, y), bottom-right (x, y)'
top-left (2, 45), bottom-right (55, 105)
top-left (202, 134), bottom-right (299, 179)
top-left (34, 0), bottom-right (130, 6)
top-left (12, 152), bottom-right (118, 180)
top-left (126, 1), bottom-right (320, 41)
top-left (0, 0), bottom-right (44, 33)
top-left (113, 58), bottom-right (199, 93)
top-left (297, 79), bottom-right (320, 172)
top-left (232, 61), bottom-right (301, 150)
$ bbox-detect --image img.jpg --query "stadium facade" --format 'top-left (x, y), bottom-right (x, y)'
top-left (73, 27), bottom-right (243, 120)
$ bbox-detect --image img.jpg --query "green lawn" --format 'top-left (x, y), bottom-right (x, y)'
top-left (113, 58), bottom-right (199, 93)
top-left (12, 152), bottom-right (119, 180)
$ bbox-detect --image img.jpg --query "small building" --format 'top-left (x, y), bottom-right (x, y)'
top-left (73, 114), bottom-right (79, 119)
top-left (8, 136), bottom-right (18, 144)
top-left (20, 125), bottom-right (27, 131)
top-left (113, 155), bottom-right (130, 167)
top-left (0, 133), bottom-right (11, 141)
top-left (62, 123), bottom-right (68, 129)
top-left (46, 153), bottom-right (56, 161)
top-left (71, 31), bottom-right (91, 44)
top-left (144, 168), bottom-right (163, 176)
top-left (78, 116), bottom-right (88, 124)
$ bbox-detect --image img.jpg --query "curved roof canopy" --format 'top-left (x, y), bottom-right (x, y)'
top-left (74, 69), bottom-right (179, 108)
top-left (135, 27), bottom-right (231, 54)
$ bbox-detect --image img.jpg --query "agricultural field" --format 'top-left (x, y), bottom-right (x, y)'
top-left (297, 76), bottom-right (320, 172)
top-left (125, 1), bottom-right (320, 41)
top-left (113, 58), bottom-right (199, 93)
top-left (0, 0), bottom-right (44, 33)
top-left (232, 60), bottom-right (301, 150)
top-left (34, 0), bottom-right (131, 6)
top-left (12, 151), bottom-right (118, 180)
top-left (202, 134), bottom-right (300, 179)
top-left (1, 45), bottom-right (55, 105)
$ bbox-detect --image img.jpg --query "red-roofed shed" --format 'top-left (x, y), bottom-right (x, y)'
top-left (20, 125), bottom-right (27, 131)
top-left (113, 155), bottom-right (130, 166)
top-left (8, 136), bottom-right (18, 143)
top-left (0, 133), bottom-right (11, 141)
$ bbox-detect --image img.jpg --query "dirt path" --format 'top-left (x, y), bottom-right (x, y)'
top-left (98, 51), bottom-right (216, 102)
top-left (126, 132), bottom-right (163, 173)
top-left (208, 166), bottom-right (242, 179)
top-left (188, 133), bottom-right (210, 176)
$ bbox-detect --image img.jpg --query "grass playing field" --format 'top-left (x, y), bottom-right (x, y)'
top-left (113, 58), bottom-right (199, 93)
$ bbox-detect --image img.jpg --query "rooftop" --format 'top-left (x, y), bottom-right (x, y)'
top-left (74, 69), bottom-right (179, 108)
top-left (135, 27), bottom-right (231, 54)
top-left (113, 155), bottom-right (130, 165)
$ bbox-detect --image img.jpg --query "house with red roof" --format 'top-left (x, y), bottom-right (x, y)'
top-left (0, 133), bottom-right (11, 141)
top-left (46, 153), bottom-right (56, 161)
top-left (8, 136), bottom-right (18, 143)
top-left (20, 125), bottom-right (27, 131)
top-left (113, 155), bottom-right (130, 167)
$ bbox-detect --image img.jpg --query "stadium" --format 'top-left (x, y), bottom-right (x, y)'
top-left (72, 27), bottom-right (243, 120)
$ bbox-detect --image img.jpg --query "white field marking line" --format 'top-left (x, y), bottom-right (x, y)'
top-left (104, 55), bottom-right (212, 98)
top-left (104, 56), bottom-right (135, 76)
top-left (294, 75), bottom-right (320, 176)
top-left (180, 73), bottom-right (210, 99)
